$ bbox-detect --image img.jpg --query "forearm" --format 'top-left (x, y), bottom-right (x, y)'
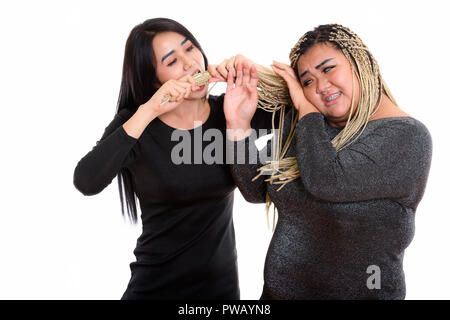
top-left (295, 113), bottom-right (427, 203)
top-left (297, 101), bottom-right (320, 121)
top-left (74, 125), bottom-right (137, 196)
top-left (122, 103), bottom-right (158, 139)
top-left (229, 135), bottom-right (268, 204)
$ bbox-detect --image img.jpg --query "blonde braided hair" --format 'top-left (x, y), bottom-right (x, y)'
top-left (255, 24), bottom-right (397, 230)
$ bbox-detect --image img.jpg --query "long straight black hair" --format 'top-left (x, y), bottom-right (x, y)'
top-left (116, 18), bottom-right (208, 223)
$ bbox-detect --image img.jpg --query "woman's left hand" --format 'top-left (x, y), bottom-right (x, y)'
top-left (223, 62), bottom-right (259, 139)
top-left (208, 54), bottom-right (255, 83)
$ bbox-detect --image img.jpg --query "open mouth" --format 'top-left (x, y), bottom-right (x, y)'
top-left (324, 92), bottom-right (342, 104)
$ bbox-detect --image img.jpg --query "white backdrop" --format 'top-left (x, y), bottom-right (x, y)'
top-left (0, 0), bottom-right (449, 299)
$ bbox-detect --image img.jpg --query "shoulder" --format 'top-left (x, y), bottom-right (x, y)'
top-left (369, 117), bottom-right (430, 139)
top-left (366, 117), bottom-right (432, 158)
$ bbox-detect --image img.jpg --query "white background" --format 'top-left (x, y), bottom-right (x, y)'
top-left (0, 0), bottom-right (449, 299)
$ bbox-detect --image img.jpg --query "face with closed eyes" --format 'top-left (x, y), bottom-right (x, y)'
top-left (152, 31), bottom-right (207, 98)
top-left (297, 42), bottom-right (360, 127)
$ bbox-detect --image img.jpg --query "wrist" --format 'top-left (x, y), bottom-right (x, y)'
top-left (297, 101), bottom-right (320, 121)
top-left (226, 119), bottom-right (251, 131)
top-left (226, 121), bottom-right (252, 141)
top-left (139, 101), bottom-right (160, 119)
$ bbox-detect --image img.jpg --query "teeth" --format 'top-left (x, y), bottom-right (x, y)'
top-left (326, 92), bottom-right (341, 102)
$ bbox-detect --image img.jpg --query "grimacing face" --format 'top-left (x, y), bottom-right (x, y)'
top-left (297, 42), bottom-right (360, 127)
top-left (152, 31), bottom-right (207, 99)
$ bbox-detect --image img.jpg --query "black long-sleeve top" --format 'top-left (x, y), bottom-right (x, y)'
top-left (74, 94), bottom-right (253, 299)
top-left (230, 110), bottom-right (432, 299)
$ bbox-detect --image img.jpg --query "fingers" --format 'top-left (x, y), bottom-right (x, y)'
top-left (174, 86), bottom-right (186, 102)
top-left (207, 64), bottom-right (226, 82)
top-left (176, 74), bottom-right (199, 92)
top-left (272, 60), bottom-right (288, 67)
top-left (235, 54), bottom-right (254, 70)
top-left (217, 59), bottom-right (230, 81)
top-left (271, 60), bottom-right (297, 79)
top-left (226, 56), bottom-right (236, 78)
top-left (177, 80), bottom-right (194, 101)
top-left (242, 61), bottom-right (250, 86)
top-left (211, 55), bottom-right (254, 83)
top-left (235, 62), bottom-right (243, 87)
top-left (270, 63), bottom-right (282, 77)
top-left (179, 74), bottom-right (195, 85)
top-left (245, 64), bottom-right (258, 101)
top-left (234, 62), bottom-right (257, 90)
top-left (249, 64), bottom-right (258, 88)
top-left (165, 79), bottom-right (192, 102)
top-left (271, 64), bottom-right (290, 84)
top-left (226, 68), bottom-right (234, 94)
top-left (270, 61), bottom-right (305, 110)
top-left (183, 85), bottom-right (192, 99)
top-left (272, 60), bottom-right (292, 70)
top-left (167, 87), bottom-right (182, 102)
top-left (271, 64), bottom-right (301, 92)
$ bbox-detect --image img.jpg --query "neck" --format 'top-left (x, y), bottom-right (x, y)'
top-left (369, 94), bottom-right (408, 121)
top-left (159, 97), bottom-right (209, 129)
top-left (327, 94), bottom-right (407, 127)
top-left (172, 98), bottom-right (207, 120)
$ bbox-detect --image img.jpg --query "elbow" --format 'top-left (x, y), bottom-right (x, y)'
top-left (237, 185), bottom-right (267, 204)
top-left (301, 173), bottom-right (337, 202)
top-left (73, 167), bottom-right (102, 196)
top-left (241, 193), bottom-right (267, 204)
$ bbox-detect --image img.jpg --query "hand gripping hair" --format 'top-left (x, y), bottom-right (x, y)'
top-left (160, 71), bottom-right (214, 105)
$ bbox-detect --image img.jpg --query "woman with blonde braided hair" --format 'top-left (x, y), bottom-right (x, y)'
top-left (216, 24), bottom-right (432, 299)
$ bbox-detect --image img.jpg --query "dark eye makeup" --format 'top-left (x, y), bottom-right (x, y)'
top-left (166, 45), bottom-right (195, 67)
top-left (302, 65), bottom-right (337, 87)
top-left (323, 65), bottom-right (336, 73)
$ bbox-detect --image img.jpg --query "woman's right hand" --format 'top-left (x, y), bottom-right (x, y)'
top-left (143, 74), bottom-right (198, 117)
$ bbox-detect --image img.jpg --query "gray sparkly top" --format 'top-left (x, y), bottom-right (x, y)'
top-left (229, 110), bottom-right (432, 300)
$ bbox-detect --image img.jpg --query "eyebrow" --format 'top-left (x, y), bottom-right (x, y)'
top-left (161, 38), bottom-right (190, 63)
top-left (299, 58), bottom-right (335, 78)
top-left (161, 50), bottom-right (175, 63)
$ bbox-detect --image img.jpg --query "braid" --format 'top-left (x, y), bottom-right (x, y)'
top-left (255, 24), bottom-right (397, 230)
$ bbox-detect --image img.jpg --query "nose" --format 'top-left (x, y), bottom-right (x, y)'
top-left (181, 55), bottom-right (194, 71)
top-left (316, 77), bottom-right (331, 95)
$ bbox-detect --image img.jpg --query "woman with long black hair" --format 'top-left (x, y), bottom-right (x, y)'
top-left (73, 18), bottom-right (268, 300)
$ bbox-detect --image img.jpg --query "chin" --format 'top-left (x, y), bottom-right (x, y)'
top-left (328, 104), bottom-right (351, 119)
